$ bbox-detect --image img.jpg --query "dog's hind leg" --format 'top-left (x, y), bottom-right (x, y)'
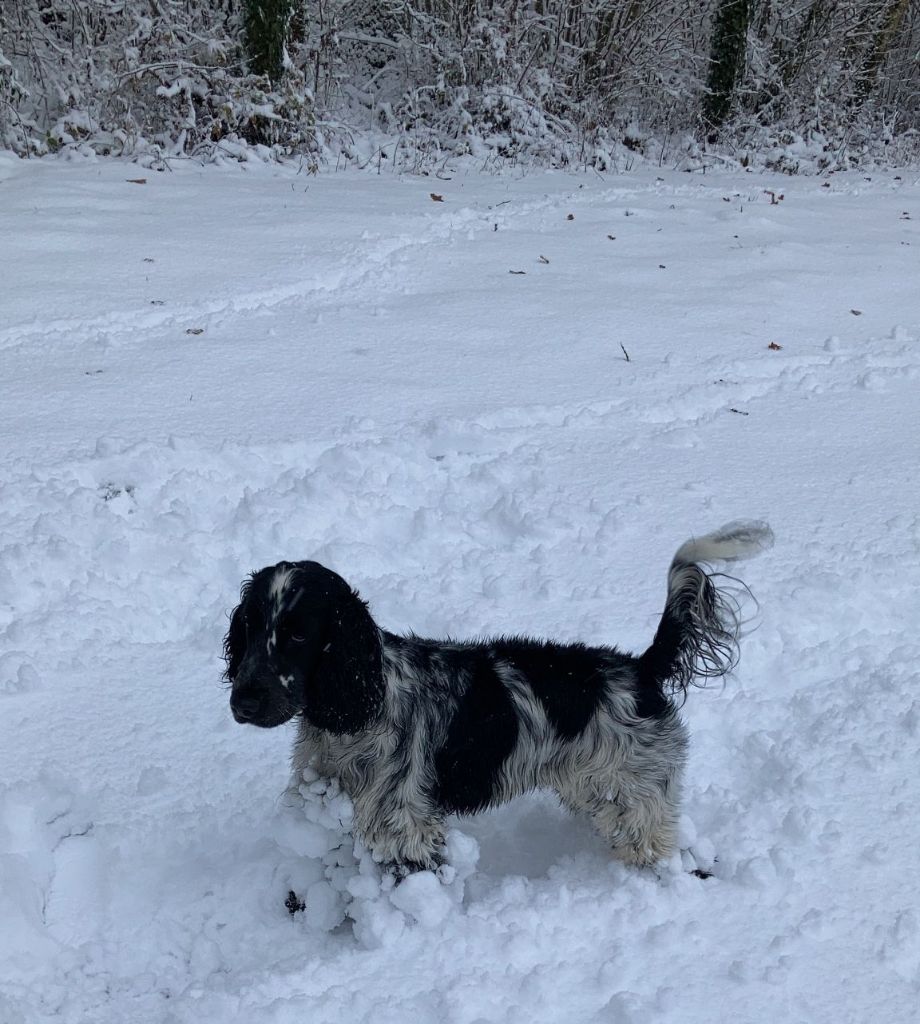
top-left (562, 720), bottom-right (687, 867)
top-left (588, 768), bottom-right (682, 867)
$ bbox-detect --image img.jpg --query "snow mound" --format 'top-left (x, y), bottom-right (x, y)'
top-left (274, 769), bottom-right (480, 948)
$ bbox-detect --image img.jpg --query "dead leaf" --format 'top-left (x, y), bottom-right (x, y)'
top-left (607, 235), bottom-right (616, 240)
top-left (850, 309), bottom-right (863, 316)
top-left (538, 255), bottom-right (550, 264)
top-left (729, 408), bottom-right (750, 416)
top-left (126, 178), bottom-right (147, 185)
top-left (185, 327), bottom-right (204, 335)
top-left (508, 270), bottom-right (527, 275)
top-left (429, 193), bottom-right (444, 202)
top-left (142, 257), bottom-right (155, 263)
top-left (566, 213), bottom-right (574, 221)
top-left (768, 341), bottom-right (783, 350)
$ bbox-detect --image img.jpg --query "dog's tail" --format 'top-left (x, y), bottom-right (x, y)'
top-left (638, 521), bottom-right (774, 700)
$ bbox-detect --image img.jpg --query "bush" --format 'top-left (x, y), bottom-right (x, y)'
top-left (2, 1), bottom-right (918, 169)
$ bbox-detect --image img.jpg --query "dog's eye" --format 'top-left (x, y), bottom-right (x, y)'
top-left (277, 617), bottom-right (306, 644)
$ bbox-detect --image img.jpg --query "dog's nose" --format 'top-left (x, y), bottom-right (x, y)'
top-left (231, 696), bottom-right (261, 722)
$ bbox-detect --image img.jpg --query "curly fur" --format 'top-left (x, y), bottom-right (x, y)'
top-left (224, 521), bottom-right (772, 870)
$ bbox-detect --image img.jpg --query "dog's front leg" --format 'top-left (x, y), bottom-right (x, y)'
top-left (351, 790), bottom-right (446, 873)
top-left (286, 720), bottom-right (330, 800)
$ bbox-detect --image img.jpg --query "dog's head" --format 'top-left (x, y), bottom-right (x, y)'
top-left (223, 560), bottom-right (385, 733)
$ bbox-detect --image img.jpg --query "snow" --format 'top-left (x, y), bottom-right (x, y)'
top-left (1, 155), bottom-right (919, 1023)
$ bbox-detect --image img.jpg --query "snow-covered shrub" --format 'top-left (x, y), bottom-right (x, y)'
top-left (1, 1), bottom-right (918, 168)
top-left (0, 0), bottom-right (317, 162)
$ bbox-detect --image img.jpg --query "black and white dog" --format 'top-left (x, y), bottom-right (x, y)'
top-left (224, 521), bottom-right (772, 871)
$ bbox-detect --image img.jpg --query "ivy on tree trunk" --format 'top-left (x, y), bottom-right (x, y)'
top-left (244, 0), bottom-right (293, 84)
top-left (703, 0), bottom-right (751, 129)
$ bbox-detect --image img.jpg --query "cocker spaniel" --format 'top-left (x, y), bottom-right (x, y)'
top-left (224, 521), bottom-right (772, 871)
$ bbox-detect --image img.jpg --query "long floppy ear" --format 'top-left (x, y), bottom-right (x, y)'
top-left (299, 568), bottom-right (385, 735)
top-left (222, 580), bottom-right (251, 681)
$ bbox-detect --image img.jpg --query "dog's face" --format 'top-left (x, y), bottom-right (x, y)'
top-left (224, 560), bottom-right (384, 734)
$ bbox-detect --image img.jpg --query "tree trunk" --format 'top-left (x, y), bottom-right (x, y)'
top-left (859, 0), bottom-right (910, 99)
top-left (244, 0), bottom-right (294, 84)
top-left (703, 0), bottom-right (751, 128)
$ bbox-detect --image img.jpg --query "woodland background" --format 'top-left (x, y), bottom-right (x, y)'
top-left (1, 1), bottom-right (918, 170)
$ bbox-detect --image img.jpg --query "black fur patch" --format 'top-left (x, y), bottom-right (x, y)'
top-left (433, 651), bottom-right (519, 815)
top-left (637, 605), bottom-right (684, 691)
top-left (631, 675), bottom-right (670, 719)
top-left (491, 638), bottom-right (616, 738)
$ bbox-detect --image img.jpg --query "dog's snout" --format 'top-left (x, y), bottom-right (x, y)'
top-left (231, 695), bottom-right (261, 722)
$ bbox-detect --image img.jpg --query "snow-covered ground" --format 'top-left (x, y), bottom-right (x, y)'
top-left (1, 153), bottom-right (919, 1023)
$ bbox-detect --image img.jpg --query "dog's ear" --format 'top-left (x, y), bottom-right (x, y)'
top-left (296, 565), bottom-right (385, 735)
top-left (222, 579), bottom-right (251, 681)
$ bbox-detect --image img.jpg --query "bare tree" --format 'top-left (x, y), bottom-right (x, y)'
top-left (858, 0), bottom-right (911, 99)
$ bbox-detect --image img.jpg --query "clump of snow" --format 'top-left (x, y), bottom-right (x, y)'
top-left (274, 768), bottom-right (479, 946)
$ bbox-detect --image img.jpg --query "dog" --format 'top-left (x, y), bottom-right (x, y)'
top-left (224, 521), bottom-right (772, 871)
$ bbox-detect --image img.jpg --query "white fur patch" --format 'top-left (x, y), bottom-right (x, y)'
top-left (269, 566), bottom-right (295, 609)
top-left (672, 520), bottom-right (773, 568)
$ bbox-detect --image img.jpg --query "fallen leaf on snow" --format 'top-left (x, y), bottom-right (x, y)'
top-left (126, 178), bottom-right (147, 185)
top-left (429, 193), bottom-right (444, 202)
top-left (768, 341), bottom-right (783, 350)
top-left (185, 327), bottom-right (204, 335)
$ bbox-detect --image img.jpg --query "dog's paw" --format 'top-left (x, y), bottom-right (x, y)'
top-left (382, 853), bottom-right (444, 883)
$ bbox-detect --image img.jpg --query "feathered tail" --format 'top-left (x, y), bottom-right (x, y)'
top-left (638, 521), bottom-right (774, 699)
